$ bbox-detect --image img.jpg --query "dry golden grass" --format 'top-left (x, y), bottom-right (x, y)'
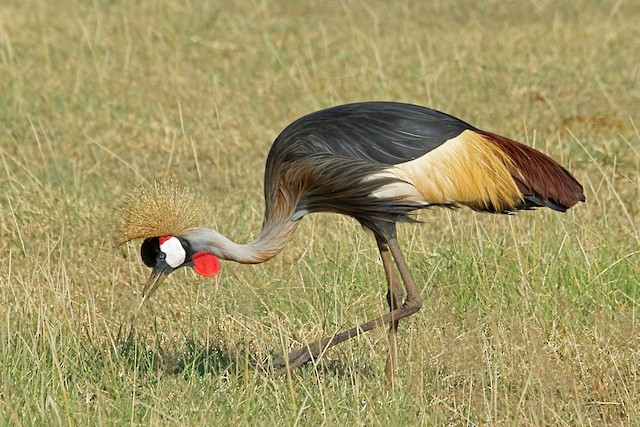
top-left (1, 1), bottom-right (639, 425)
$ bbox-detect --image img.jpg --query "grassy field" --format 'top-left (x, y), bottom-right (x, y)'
top-left (1, 0), bottom-right (639, 425)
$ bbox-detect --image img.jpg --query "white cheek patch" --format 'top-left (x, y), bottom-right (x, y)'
top-left (159, 236), bottom-right (186, 268)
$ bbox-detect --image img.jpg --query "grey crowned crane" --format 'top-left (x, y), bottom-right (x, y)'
top-left (117, 101), bottom-right (584, 382)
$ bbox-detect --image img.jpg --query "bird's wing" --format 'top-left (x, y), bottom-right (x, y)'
top-left (266, 102), bottom-right (584, 217)
top-left (273, 101), bottom-right (476, 164)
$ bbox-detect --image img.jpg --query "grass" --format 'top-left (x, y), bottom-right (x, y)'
top-left (1, 0), bottom-right (639, 424)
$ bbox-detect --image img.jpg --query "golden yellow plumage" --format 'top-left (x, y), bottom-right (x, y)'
top-left (392, 130), bottom-right (525, 211)
top-left (115, 180), bottom-right (209, 246)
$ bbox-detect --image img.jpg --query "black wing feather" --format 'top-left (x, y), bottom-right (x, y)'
top-left (269, 102), bottom-right (476, 165)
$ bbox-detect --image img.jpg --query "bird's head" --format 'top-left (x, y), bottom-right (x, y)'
top-left (138, 234), bottom-right (221, 304)
top-left (115, 180), bottom-right (218, 306)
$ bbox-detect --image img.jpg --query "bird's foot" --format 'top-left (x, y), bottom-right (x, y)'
top-left (270, 342), bottom-right (324, 377)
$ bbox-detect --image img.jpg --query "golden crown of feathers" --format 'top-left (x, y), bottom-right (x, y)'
top-left (115, 180), bottom-right (209, 246)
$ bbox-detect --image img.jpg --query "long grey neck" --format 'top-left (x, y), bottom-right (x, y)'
top-left (184, 220), bottom-right (299, 264)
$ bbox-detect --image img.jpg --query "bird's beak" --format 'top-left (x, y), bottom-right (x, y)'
top-left (139, 261), bottom-right (172, 308)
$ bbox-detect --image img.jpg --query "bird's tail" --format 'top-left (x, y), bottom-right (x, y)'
top-left (476, 130), bottom-right (585, 212)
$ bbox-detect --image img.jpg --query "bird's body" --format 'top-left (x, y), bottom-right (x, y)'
top-left (199, 102), bottom-right (583, 262)
top-left (118, 101), bottom-right (584, 382)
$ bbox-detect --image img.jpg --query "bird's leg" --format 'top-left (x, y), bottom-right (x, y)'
top-left (271, 238), bottom-right (422, 377)
top-left (376, 235), bottom-right (404, 386)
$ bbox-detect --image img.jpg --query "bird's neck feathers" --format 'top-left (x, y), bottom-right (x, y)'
top-left (184, 220), bottom-right (299, 265)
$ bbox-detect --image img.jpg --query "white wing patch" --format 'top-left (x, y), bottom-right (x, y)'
top-left (366, 170), bottom-right (426, 203)
top-left (159, 236), bottom-right (186, 268)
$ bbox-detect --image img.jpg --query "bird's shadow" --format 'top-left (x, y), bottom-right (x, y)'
top-left (112, 324), bottom-right (376, 380)
top-left (113, 324), bottom-right (236, 377)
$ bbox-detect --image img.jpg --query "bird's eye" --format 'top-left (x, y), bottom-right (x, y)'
top-left (140, 237), bottom-right (160, 268)
top-left (158, 252), bottom-right (166, 260)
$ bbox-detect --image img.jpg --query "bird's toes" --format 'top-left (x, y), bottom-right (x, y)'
top-left (269, 354), bottom-right (285, 367)
top-left (270, 345), bottom-right (316, 376)
top-left (269, 350), bottom-right (297, 369)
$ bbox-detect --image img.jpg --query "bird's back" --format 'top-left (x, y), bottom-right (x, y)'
top-left (267, 102), bottom-right (476, 165)
top-left (261, 102), bottom-right (584, 233)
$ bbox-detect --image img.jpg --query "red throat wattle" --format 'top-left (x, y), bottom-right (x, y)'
top-left (192, 251), bottom-right (221, 277)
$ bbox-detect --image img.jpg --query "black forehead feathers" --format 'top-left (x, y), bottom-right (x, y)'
top-left (140, 237), bottom-right (160, 267)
